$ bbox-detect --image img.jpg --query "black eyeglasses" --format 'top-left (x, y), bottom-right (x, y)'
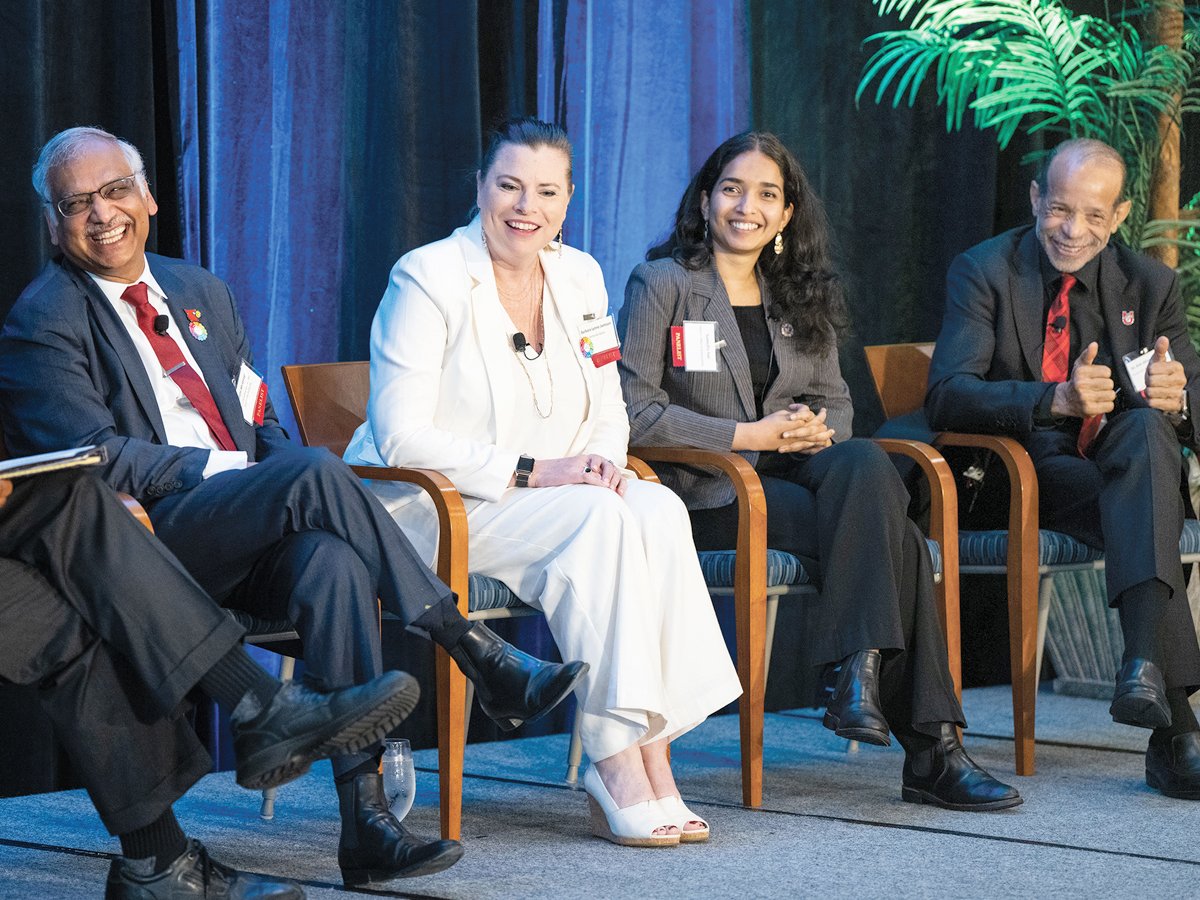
top-left (53, 174), bottom-right (142, 218)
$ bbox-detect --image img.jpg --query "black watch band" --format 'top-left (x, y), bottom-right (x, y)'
top-left (515, 454), bottom-right (535, 488)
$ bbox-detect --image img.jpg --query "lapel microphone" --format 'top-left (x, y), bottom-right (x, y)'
top-left (153, 314), bottom-right (170, 336)
top-left (1051, 315), bottom-right (1066, 333)
top-left (512, 332), bottom-right (528, 353)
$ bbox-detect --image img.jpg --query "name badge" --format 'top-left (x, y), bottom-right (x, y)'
top-left (235, 360), bottom-right (267, 426)
top-left (1123, 345), bottom-right (1170, 395)
top-left (578, 315), bottom-right (621, 368)
top-left (670, 321), bottom-right (724, 372)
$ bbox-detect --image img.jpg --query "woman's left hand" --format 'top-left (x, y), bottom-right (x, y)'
top-left (778, 405), bottom-right (835, 455)
top-left (590, 455), bottom-right (628, 496)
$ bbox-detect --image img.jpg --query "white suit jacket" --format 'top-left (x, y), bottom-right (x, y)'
top-left (344, 218), bottom-right (630, 556)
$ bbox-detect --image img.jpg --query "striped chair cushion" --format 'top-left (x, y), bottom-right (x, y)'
top-left (1182, 519), bottom-right (1200, 556)
top-left (467, 573), bottom-right (529, 612)
top-left (698, 539), bottom-right (943, 589)
top-left (959, 529), bottom-right (1103, 567)
top-left (961, 519), bottom-right (1200, 568)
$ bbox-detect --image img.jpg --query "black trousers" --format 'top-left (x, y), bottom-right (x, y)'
top-left (690, 439), bottom-right (964, 737)
top-left (1024, 407), bottom-right (1200, 691)
top-left (0, 472), bottom-right (243, 835)
top-left (145, 446), bottom-right (454, 775)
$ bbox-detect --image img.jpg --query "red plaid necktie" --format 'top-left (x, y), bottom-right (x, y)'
top-left (121, 282), bottom-right (237, 451)
top-left (1041, 274), bottom-right (1073, 383)
top-left (1040, 273), bottom-right (1100, 457)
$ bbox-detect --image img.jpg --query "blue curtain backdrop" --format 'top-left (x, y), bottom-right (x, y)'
top-left (559, 0), bottom-right (749, 310)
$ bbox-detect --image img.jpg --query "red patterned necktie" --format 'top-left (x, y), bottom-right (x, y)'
top-left (121, 282), bottom-right (237, 451)
top-left (1041, 273), bottom-right (1073, 383)
top-left (1040, 273), bottom-right (1100, 457)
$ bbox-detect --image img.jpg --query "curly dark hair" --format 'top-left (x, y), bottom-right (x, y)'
top-left (647, 131), bottom-right (846, 354)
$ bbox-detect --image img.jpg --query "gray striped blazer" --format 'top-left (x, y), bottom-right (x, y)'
top-left (617, 257), bottom-right (852, 510)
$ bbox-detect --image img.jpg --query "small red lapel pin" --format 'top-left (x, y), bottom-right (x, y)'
top-left (1121, 310), bottom-right (1134, 326)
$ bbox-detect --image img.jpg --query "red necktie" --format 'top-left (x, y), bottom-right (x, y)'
top-left (121, 282), bottom-right (237, 451)
top-left (1040, 274), bottom-right (1100, 457)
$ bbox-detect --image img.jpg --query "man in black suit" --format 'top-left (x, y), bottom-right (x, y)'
top-left (0, 126), bottom-right (586, 884)
top-left (0, 471), bottom-right (422, 898)
top-left (927, 137), bottom-right (1200, 799)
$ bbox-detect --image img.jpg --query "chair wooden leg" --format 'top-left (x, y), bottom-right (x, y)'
top-left (734, 584), bottom-right (765, 808)
top-left (436, 645), bottom-right (466, 841)
top-left (1008, 568), bottom-right (1040, 777)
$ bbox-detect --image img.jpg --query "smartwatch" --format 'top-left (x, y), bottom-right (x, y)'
top-left (515, 454), bottom-right (535, 488)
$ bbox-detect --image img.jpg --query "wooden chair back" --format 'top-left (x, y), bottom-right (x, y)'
top-left (280, 361), bottom-right (370, 456)
top-left (864, 342), bottom-right (934, 419)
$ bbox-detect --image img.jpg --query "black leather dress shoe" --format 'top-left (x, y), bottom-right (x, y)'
top-left (1146, 730), bottom-right (1200, 799)
top-left (105, 839), bottom-right (303, 898)
top-left (901, 723), bottom-right (1023, 811)
top-left (232, 670), bottom-right (421, 790)
top-left (823, 649), bottom-right (890, 746)
top-left (336, 773), bottom-right (464, 885)
top-left (449, 623), bottom-right (588, 731)
top-left (1109, 658), bottom-right (1171, 729)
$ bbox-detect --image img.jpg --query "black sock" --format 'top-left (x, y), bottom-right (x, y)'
top-left (1117, 579), bottom-right (1170, 665)
top-left (412, 596), bottom-right (473, 649)
top-left (1154, 687), bottom-right (1200, 741)
top-left (197, 645), bottom-right (280, 712)
top-left (118, 808), bottom-right (188, 874)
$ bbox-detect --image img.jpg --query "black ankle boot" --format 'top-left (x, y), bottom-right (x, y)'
top-left (901, 723), bottom-right (1022, 811)
top-left (449, 623), bottom-right (588, 731)
top-left (336, 773), bottom-right (463, 885)
top-left (823, 649), bottom-right (890, 746)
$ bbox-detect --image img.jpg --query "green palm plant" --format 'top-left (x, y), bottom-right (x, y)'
top-left (857, 0), bottom-right (1200, 345)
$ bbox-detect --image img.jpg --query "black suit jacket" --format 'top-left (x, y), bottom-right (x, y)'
top-left (926, 226), bottom-right (1200, 452)
top-left (0, 254), bottom-right (292, 504)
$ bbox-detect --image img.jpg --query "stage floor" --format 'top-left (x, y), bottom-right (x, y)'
top-left (2, 686), bottom-right (1198, 898)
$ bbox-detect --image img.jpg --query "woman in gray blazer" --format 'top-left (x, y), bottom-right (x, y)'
top-left (617, 131), bottom-right (1019, 811)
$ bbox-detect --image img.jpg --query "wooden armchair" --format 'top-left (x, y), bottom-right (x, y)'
top-left (631, 433), bottom-right (960, 809)
top-left (281, 361), bottom-right (574, 841)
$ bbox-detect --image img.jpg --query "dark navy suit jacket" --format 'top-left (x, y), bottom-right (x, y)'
top-left (0, 253), bottom-right (293, 504)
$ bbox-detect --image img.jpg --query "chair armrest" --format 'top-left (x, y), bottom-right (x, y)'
top-left (349, 464), bottom-right (470, 616)
top-left (932, 432), bottom-right (1039, 568)
top-left (118, 493), bottom-right (154, 532)
top-left (873, 438), bottom-right (958, 566)
top-left (628, 446), bottom-right (766, 596)
top-left (624, 454), bottom-right (659, 483)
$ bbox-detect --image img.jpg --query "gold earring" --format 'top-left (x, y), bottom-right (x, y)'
top-left (774, 232), bottom-right (784, 255)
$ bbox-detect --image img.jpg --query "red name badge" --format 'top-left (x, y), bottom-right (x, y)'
top-left (252, 381), bottom-right (268, 426)
top-left (670, 326), bottom-right (685, 367)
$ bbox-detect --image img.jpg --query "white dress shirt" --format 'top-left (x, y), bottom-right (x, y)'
top-left (89, 262), bottom-right (247, 477)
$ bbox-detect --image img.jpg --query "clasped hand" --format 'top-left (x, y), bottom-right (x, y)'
top-left (733, 403), bottom-right (834, 454)
top-left (526, 454), bottom-right (626, 496)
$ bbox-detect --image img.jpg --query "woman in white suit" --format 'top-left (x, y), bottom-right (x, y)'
top-left (345, 117), bottom-right (742, 847)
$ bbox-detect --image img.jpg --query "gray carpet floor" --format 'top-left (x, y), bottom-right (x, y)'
top-left (2, 686), bottom-right (1198, 898)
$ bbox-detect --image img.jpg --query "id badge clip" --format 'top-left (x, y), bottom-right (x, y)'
top-left (670, 321), bottom-right (726, 372)
top-left (1123, 345), bottom-right (1171, 396)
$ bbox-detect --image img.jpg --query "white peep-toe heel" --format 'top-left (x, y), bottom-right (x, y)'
top-left (582, 767), bottom-right (680, 848)
top-left (658, 795), bottom-right (710, 843)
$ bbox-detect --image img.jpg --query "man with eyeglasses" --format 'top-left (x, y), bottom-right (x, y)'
top-left (0, 126), bottom-right (588, 890)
